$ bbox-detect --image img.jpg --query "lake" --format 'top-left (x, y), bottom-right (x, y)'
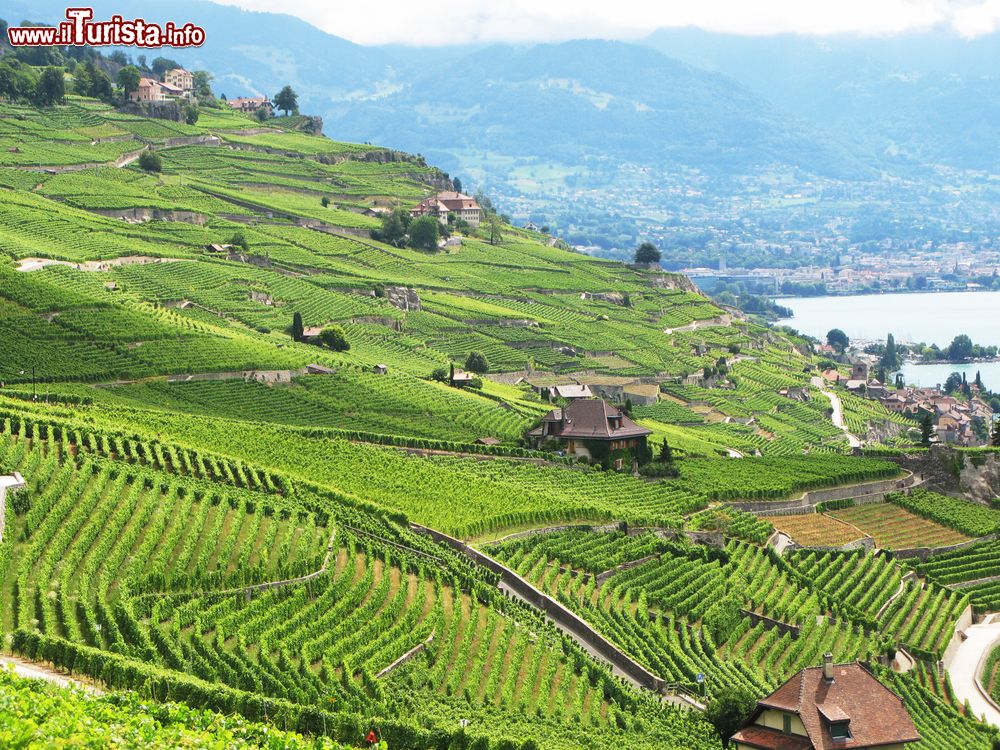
top-left (776, 290), bottom-right (1000, 388)
top-left (776, 290), bottom-right (1000, 348)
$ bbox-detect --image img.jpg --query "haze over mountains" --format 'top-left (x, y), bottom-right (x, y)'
top-left (9, 0), bottom-right (1000, 251)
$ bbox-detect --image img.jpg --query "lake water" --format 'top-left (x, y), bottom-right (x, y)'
top-left (776, 290), bottom-right (1000, 347)
top-left (775, 290), bottom-right (1000, 388)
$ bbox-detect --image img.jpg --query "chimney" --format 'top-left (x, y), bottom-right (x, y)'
top-left (823, 653), bottom-right (834, 681)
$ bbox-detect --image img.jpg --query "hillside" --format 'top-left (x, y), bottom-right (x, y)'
top-left (0, 92), bottom-right (994, 750)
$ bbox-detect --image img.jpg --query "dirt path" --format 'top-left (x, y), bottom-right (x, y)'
top-left (945, 614), bottom-right (1000, 727)
top-left (1, 654), bottom-right (103, 693)
top-left (811, 377), bottom-right (862, 448)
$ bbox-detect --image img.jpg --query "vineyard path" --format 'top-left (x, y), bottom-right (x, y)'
top-left (1, 654), bottom-right (103, 693)
top-left (946, 613), bottom-right (1000, 728)
top-left (811, 377), bottom-right (862, 448)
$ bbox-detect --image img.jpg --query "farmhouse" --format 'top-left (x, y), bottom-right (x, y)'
top-left (229, 97), bottom-right (274, 117)
top-left (731, 657), bottom-right (919, 750)
top-left (129, 78), bottom-right (165, 103)
top-left (526, 398), bottom-right (651, 468)
top-left (411, 192), bottom-right (483, 228)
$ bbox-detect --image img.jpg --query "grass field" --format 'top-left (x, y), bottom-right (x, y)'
top-left (829, 504), bottom-right (971, 550)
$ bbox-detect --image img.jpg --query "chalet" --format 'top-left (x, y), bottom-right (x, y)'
top-left (526, 398), bottom-right (651, 468)
top-left (163, 68), bottom-right (194, 93)
top-left (411, 192), bottom-right (483, 228)
top-left (373, 364), bottom-right (388, 375)
top-left (130, 78), bottom-right (165, 103)
top-left (731, 657), bottom-right (919, 750)
top-left (229, 97), bottom-right (274, 117)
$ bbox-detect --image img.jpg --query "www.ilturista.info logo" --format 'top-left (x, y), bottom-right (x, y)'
top-left (7, 8), bottom-right (205, 47)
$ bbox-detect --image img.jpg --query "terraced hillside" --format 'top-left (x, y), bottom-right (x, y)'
top-left (0, 88), bottom-right (995, 749)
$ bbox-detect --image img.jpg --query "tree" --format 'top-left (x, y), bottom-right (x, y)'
top-left (116, 65), bottom-right (141, 98)
top-left (319, 325), bottom-right (349, 352)
top-left (254, 108), bottom-right (268, 123)
top-left (291, 312), bottom-right (304, 342)
top-left (991, 420), bottom-right (1000, 448)
top-left (183, 104), bottom-right (199, 125)
top-left (465, 352), bottom-right (489, 374)
top-left (374, 209), bottom-right (410, 247)
top-left (944, 372), bottom-right (963, 395)
top-left (948, 334), bottom-right (974, 362)
top-left (920, 413), bottom-right (935, 447)
top-left (634, 241), bottom-right (661, 264)
top-left (975, 371), bottom-right (984, 391)
top-left (881, 333), bottom-right (901, 371)
top-left (34, 67), bottom-right (65, 106)
top-left (408, 215), bottom-right (440, 251)
top-left (274, 85), bottom-right (297, 116)
top-left (320, 196), bottom-right (330, 207)
top-left (137, 151), bottom-right (162, 173)
top-left (150, 57), bottom-right (180, 76)
top-left (192, 71), bottom-right (213, 98)
top-left (452, 177), bottom-right (462, 193)
top-left (486, 213), bottom-right (503, 246)
top-left (826, 328), bottom-right (849, 353)
top-left (229, 230), bottom-right (249, 253)
top-left (657, 439), bottom-right (674, 463)
top-left (704, 687), bottom-right (756, 748)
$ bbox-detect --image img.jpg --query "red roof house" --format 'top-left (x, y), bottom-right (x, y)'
top-left (526, 398), bottom-right (651, 468)
top-left (731, 657), bottom-right (919, 750)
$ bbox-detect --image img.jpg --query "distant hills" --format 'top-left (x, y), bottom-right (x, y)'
top-left (8, 0), bottom-right (1000, 250)
top-left (643, 28), bottom-right (1000, 172)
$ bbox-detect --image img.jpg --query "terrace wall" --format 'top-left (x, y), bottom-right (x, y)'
top-left (410, 522), bottom-right (703, 710)
top-left (890, 534), bottom-right (998, 562)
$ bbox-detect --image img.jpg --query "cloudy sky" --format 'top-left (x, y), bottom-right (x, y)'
top-left (210, 0), bottom-right (1000, 45)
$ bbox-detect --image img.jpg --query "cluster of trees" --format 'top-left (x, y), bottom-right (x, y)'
top-left (372, 208), bottom-right (442, 252)
top-left (0, 60), bottom-right (65, 105)
top-left (0, 27), bottom-right (214, 109)
top-left (289, 312), bottom-right (349, 351)
top-left (915, 334), bottom-right (997, 363)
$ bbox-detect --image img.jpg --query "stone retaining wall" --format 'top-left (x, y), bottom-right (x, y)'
top-left (410, 523), bottom-right (679, 699)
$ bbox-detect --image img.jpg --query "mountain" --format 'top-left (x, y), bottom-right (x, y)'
top-left (322, 38), bottom-right (871, 180)
top-left (642, 28), bottom-right (1000, 171)
top-left (3, 0), bottom-right (870, 180)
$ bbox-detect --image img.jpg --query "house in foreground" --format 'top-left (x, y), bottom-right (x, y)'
top-left (526, 398), bottom-right (651, 469)
top-left (731, 656), bottom-right (919, 750)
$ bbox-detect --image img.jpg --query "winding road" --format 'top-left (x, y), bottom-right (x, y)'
top-left (811, 377), bottom-right (862, 448)
top-left (946, 614), bottom-right (1000, 727)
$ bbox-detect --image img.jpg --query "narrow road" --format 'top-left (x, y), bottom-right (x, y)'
top-left (811, 377), bottom-right (862, 448)
top-left (946, 615), bottom-right (1000, 727)
top-left (1, 655), bottom-right (102, 693)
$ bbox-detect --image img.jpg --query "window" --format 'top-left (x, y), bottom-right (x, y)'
top-left (782, 715), bottom-right (792, 734)
top-left (829, 722), bottom-right (851, 740)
